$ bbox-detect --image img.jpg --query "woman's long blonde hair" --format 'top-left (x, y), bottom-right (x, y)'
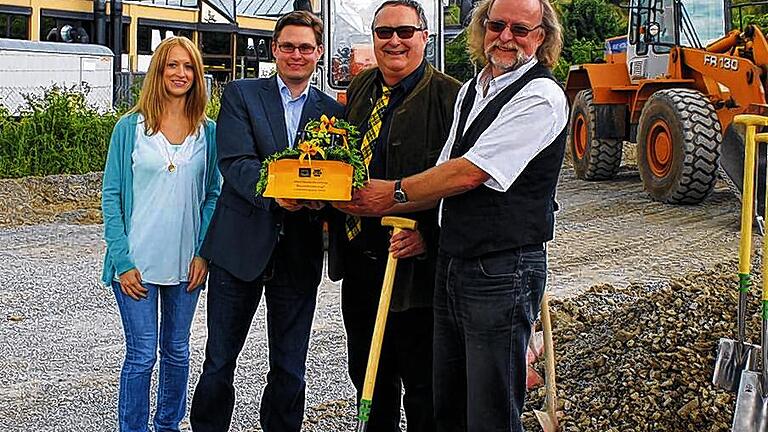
top-left (130, 36), bottom-right (207, 136)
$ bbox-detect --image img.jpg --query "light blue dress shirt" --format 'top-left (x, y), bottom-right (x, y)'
top-left (276, 74), bottom-right (310, 148)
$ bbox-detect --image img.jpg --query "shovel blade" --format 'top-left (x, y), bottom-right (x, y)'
top-left (713, 338), bottom-right (760, 392)
top-left (533, 409), bottom-right (558, 432)
top-left (732, 370), bottom-right (768, 431)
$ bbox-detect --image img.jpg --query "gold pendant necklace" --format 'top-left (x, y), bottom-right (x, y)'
top-left (162, 138), bottom-right (180, 173)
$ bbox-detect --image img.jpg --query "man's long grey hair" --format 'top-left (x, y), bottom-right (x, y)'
top-left (466, 0), bottom-right (563, 69)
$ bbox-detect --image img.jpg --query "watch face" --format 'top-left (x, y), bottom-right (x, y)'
top-left (394, 190), bottom-right (407, 203)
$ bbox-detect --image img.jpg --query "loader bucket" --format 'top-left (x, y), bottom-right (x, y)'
top-left (721, 123), bottom-right (767, 219)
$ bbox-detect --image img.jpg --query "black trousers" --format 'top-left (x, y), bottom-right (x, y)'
top-left (190, 240), bottom-right (321, 432)
top-left (341, 248), bottom-right (436, 432)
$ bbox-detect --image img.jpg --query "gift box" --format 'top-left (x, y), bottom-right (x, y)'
top-left (255, 115), bottom-right (365, 202)
top-left (262, 159), bottom-right (354, 201)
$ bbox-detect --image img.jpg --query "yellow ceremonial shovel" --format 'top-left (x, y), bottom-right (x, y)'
top-left (356, 216), bottom-right (417, 432)
top-left (732, 115), bottom-right (768, 431)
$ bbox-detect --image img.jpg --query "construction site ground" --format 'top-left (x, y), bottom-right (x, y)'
top-left (0, 159), bottom-right (751, 431)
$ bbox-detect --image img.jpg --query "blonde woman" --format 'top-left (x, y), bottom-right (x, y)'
top-left (101, 36), bottom-right (220, 432)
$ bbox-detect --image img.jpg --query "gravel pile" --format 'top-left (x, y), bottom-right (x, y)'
top-left (0, 173), bottom-right (103, 227)
top-left (523, 260), bottom-right (765, 431)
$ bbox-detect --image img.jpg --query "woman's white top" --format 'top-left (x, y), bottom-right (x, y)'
top-left (124, 115), bottom-right (207, 285)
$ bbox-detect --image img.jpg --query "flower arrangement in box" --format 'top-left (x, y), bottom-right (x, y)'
top-left (256, 115), bottom-right (366, 201)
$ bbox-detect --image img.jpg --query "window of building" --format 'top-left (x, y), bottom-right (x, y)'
top-left (234, 35), bottom-right (272, 79)
top-left (200, 31), bottom-right (230, 55)
top-left (0, 13), bottom-right (29, 40)
top-left (236, 35), bottom-right (272, 60)
top-left (40, 16), bottom-right (93, 44)
top-left (201, 31), bottom-right (233, 82)
top-left (137, 24), bottom-right (194, 54)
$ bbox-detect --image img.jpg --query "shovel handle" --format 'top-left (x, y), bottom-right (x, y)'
top-left (541, 292), bottom-right (559, 430)
top-left (360, 248), bottom-right (398, 402)
top-left (733, 118), bottom-right (759, 349)
top-left (359, 217), bottom-right (417, 411)
top-left (736, 120), bottom-right (757, 279)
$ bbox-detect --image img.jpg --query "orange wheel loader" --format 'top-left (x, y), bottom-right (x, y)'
top-left (566, 0), bottom-right (768, 216)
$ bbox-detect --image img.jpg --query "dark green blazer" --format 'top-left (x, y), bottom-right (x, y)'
top-left (328, 64), bottom-right (461, 311)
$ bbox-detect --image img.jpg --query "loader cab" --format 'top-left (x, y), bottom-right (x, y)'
top-left (626, 0), bottom-right (727, 81)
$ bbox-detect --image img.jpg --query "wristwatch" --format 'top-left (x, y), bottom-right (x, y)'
top-left (393, 179), bottom-right (409, 203)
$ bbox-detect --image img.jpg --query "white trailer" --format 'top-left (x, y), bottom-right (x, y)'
top-left (0, 38), bottom-right (113, 114)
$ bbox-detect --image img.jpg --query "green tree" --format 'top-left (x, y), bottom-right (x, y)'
top-left (445, 30), bottom-right (475, 83)
top-left (559, 0), bottom-right (626, 62)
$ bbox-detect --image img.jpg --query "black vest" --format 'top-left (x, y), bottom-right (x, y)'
top-left (439, 63), bottom-right (567, 258)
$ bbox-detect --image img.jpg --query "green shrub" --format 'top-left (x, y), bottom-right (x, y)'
top-left (445, 30), bottom-right (475, 83)
top-left (0, 80), bottom-right (224, 178)
top-left (0, 87), bottom-right (118, 178)
top-left (206, 82), bottom-right (223, 120)
top-left (445, 4), bottom-right (461, 26)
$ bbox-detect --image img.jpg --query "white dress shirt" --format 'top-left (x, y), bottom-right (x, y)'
top-left (436, 59), bottom-right (569, 223)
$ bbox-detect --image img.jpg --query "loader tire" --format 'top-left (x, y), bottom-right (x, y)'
top-left (568, 89), bottom-right (622, 180)
top-left (637, 89), bottom-right (721, 204)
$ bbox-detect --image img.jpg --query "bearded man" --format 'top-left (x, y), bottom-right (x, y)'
top-left (337, 0), bottom-right (569, 429)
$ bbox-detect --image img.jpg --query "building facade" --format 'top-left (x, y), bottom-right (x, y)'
top-left (0, 0), bottom-right (315, 81)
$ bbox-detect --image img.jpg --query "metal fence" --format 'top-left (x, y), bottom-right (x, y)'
top-left (113, 72), bottom-right (214, 109)
top-left (0, 83), bottom-right (114, 115)
top-left (0, 72), bottom-right (215, 115)
top-left (113, 72), bottom-right (146, 109)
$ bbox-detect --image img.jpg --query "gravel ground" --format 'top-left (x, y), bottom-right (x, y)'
top-left (0, 165), bottom-right (750, 431)
top-left (0, 224), bottom-right (356, 431)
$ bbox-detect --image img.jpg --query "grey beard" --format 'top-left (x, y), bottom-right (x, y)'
top-left (486, 49), bottom-right (532, 73)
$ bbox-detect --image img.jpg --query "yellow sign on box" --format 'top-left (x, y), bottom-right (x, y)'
top-left (262, 159), bottom-right (354, 201)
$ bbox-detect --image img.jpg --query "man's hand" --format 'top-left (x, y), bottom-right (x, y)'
top-left (118, 268), bottom-right (148, 300)
top-left (299, 200), bottom-right (326, 210)
top-left (276, 198), bottom-right (304, 212)
top-left (276, 198), bottom-right (326, 211)
top-left (332, 179), bottom-right (396, 216)
top-left (389, 229), bottom-right (426, 259)
top-left (187, 256), bottom-right (208, 292)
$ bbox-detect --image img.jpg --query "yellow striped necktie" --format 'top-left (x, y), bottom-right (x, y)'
top-left (346, 85), bottom-right (392, 241)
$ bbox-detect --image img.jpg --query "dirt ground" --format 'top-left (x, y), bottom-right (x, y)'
top-left (548, 166), bottom-right (740, 297)
top-left (0, 160), bottom-right (750, 431)
top-left (0, 172), bottom-right (102, 228)
top-left (0, 162), bottom-right (742, 298)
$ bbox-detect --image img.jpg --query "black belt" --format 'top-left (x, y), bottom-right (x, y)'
top-left (515, 243), bottom-right (545, 253)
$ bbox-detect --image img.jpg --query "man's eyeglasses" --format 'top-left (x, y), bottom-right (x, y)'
top-left (373, 25), bottom-right (424, 40)
top-left (277, 43), bottom-right (317, 54)
top-left (483, 18), bottom-right (542, 38)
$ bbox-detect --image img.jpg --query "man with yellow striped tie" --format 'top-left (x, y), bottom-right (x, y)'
top-left (328, 1), bottom-right (460, 430)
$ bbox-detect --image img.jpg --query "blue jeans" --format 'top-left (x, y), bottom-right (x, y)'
top-left (433, 248), bottom-right (547, 432)
top-left (112, 281), bottom-right (201, 432)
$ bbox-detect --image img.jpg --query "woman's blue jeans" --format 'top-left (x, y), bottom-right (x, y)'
top-left (112, 281), bottom-right (201, 432)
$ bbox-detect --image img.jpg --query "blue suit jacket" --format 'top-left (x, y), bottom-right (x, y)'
top-left (200, 76), bottom-right (344, 282)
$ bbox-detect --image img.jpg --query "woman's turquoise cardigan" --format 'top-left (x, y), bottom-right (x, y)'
top-left (100, 112), bottom-right (221, 285)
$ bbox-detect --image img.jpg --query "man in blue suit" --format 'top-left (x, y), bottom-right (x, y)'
top-left (190, 11), bottom-right (343, 432)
